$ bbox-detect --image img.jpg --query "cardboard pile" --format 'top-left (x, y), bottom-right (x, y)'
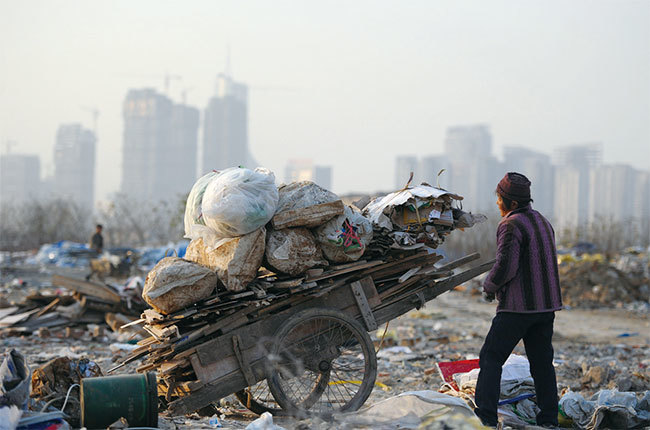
top-left (363, 184), bottom-right (487, 257)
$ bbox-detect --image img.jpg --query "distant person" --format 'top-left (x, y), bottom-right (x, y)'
top-left (474, 173), bottom-right (563, 428)
top-left (90, 224), bottom-right (104, 254)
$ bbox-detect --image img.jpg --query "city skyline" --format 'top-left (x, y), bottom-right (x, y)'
top-left (1, 1), bottom-right (648, 202)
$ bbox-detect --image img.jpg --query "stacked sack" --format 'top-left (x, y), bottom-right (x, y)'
top-left (142, 168), bottom-right (485, 314)
top-left (142, 168), bottom-right (373, 313)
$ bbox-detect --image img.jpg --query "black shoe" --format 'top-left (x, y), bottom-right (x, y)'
top-left (473, 408), bottom-right (498, 428)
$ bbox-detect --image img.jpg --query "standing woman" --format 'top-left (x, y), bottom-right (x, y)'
top-left (474, 172), bottom-right (563, 428)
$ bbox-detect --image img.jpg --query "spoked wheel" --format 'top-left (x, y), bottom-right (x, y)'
top-left (266, 308), bottom-right (377, 417)
top-left (235, 380), bottom-right (285, 415)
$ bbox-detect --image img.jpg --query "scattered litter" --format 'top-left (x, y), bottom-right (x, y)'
top-left (245, 412), bottom-right (285, 430)
top-left (559, 389), bottom-right (650, 429)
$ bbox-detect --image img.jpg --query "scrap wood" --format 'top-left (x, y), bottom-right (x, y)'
top-left (51, 275), bottom-right (121, 304)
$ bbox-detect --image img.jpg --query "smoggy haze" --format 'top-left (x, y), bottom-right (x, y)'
top-left (1, 0), bottom-right (648, 201)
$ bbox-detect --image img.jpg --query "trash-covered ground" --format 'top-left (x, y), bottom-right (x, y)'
top-left (1, 168), bottom-right (648, 429)
top-left (1, 266), bottom-right (648, 428)
top-left (463, 250), bottom-right (650, 314)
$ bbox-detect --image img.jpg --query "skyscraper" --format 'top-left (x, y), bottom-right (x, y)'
top-left (53, 124), bottom-right (96, 210)
top-left (202, 74), bottom-right (255, 174)
top-left (444, 125), bottom-right (502, 211)
top-left (0, 154), bottom-right (41, 204)
top-left (503, 146), bottom-right (555, 217)
top-left (553, 143), bottom-right (602, 231)
top-left (395, 156), bottom-right (418, 189)
top-left (284, 159), bottom-right (332, 190)
top-left (420, 155), bottom-right (449, 188)
top-left (121, 88), bottom-right (199, 202)
top-left (169, 103), bottom-right (200, 197)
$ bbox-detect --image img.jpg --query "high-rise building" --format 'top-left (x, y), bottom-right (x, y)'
top-left (444, 125), bottom-right (501, 211)
top-left (169, 104), bottom-right (200, 197)
top-left (588, 165), bottom-right (650, 242)
top-left (633, 171), bottom-right (650, 242)
top-left (503, 146), bottom-right (555, 217)
top-left (395, 156), bottom-right (418, 189)
top-left (552, 143), bottom-right (602, 232)
top-left (53, 124), bottom-right (96, 210)
top-left (420, 155), bottom-right (449, 189)
top-left (202, 74), bottom-right (256, 174)
top-left (444, 124), bottom-right (492, 159)
top-left (121, 88), bottom-right (199, 202)
top-left (284, 159), bottom-right (332, 190)
top-left (0, 154), bottom-right (41, 204)
top-left (588, 164), bottom-right (637, 224)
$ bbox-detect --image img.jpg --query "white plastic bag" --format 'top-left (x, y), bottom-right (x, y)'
top-left (184, 171), bottom-right (219, 242)
top-left (314, 205), bottom-right (373, 263)
top-left (201, 168), bottom-right (279, 242)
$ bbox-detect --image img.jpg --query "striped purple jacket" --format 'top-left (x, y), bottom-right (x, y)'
top-left (483, 205), bottom-right (563, 313)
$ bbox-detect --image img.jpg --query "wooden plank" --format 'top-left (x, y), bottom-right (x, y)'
top-left (305, 260), bottom-right (384, 282)
top-left (0, 306), bottom-right (20, 320)
top-left (435, 252), bottom-right (481, 272)
top-left (52, 275), bottom-right (121, 304)
top-left (398, 267), bottom-right (421, 283)
top-left (0, 308), bottom-right (40, 327)
top-left (373, 260), bottom-right (495, 325)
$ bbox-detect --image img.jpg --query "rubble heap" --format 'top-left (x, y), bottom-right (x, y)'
top-left (559, 256), bottom-right (649, 308)
top-left (0, 275), bottom-right (145, 336)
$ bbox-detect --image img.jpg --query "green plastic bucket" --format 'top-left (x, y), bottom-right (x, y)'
top-left (81, 372), bottom-right (158, 429)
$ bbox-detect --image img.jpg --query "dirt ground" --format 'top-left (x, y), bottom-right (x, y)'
top-left (2, 275), bottom-right (647, 429)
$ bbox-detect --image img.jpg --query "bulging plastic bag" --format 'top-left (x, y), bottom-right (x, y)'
top-left (314, 206), bottom-right (373, 263)
top-left (201, 168), bottom-right (279, 242)
top-left (184, 171), bottom-right (219, 243)
top-left (265, 228), bottom-right (328, 276)
top-left (142, 257), bottom-right (217, 314)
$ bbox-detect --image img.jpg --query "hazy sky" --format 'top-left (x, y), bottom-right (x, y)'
top-left (1, 0), bottom-right (648, 201)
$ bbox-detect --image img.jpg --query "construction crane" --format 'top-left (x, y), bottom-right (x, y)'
top-left (181, 87), bottom-right (194, 105)
top-left (81, 106), bottom-right (100, 135)
top-left (164, 72), bottom-right (182, 95)
top-left (2, 139), bottom-right (18, 154)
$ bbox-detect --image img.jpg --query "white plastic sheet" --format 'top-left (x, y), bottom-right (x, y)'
top-left (333, 390), bottom-right (477, 429)
top-left (184, 171), bottom-right (220, 244)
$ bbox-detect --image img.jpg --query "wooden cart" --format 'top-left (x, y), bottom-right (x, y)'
top-left (139, 252), bottom-right (494, 417)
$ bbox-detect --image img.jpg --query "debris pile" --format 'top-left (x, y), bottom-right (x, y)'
top-left (362, 184), bottom-right (486, 257)
top-left (559, 255), bottom-right (649, 308)
top-left (0, 275), bottom-right (145, 336)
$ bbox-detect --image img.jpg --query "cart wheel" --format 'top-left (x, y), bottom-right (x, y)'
top-left (266, 308), bottom-right (377, 417)
top-left (235, 380), bottom-right (285, 415)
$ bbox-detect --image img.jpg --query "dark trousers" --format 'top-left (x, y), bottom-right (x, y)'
top-left (474, 311), bottom-right (558, 427)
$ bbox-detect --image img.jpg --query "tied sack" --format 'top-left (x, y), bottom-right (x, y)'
top-left (185, 228), bottom-right (266, 292)
top-left (314, 205), bottom-right (373, 263)
top-left (143, 257), bottom-right (217, 314)
top-left (271, 181), bottom-right (344, 229)
top-left (265, 228), bottom-right (328, 276)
